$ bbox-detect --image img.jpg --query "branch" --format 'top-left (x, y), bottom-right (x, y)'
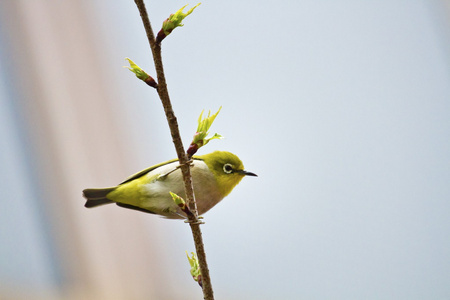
top-left (133, 1), bottom-right (214, 299)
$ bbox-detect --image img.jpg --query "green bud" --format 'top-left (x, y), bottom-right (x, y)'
top-left (186, 251), bottom-right (202, 287)
top-left (157, 3), bottom-right (201, 43)
top-left (125, 58), bottom-right (157, 88)
top-left (187, 107), bottom-right (223, 157)
top-left (170, 192), bottom-right (186, 211)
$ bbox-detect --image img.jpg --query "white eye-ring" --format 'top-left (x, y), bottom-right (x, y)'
top-left (223, 163), bottom-right (234, 174)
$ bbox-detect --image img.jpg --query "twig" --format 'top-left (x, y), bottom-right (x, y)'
top-left (133, 1), bottom-right (214, 299)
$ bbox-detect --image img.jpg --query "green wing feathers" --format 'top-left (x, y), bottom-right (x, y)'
top-left (83, 187), bottom-right (115, 208)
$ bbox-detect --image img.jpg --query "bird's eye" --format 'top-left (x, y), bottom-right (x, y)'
top-left (223, 163), bottom-right (233, 174)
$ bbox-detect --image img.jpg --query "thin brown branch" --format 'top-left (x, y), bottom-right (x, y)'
top-left (133, 1), bottom-right (214, 299)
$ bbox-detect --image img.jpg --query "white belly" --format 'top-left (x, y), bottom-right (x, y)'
top-left (140, 160), bottom-right (223, 218)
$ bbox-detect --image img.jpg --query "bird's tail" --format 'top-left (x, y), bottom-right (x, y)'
top-left (83, 187), bottom-right (116, 208)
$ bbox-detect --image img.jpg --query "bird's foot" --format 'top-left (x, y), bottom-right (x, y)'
top-left (184, 216), bottom-right (204, 225)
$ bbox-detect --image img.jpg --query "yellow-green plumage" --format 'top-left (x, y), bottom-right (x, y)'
top-left (83, 151), bottom-right (256, 219)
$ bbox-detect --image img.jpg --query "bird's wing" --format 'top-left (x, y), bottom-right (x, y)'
top-left (119, 158), bottom-right (179, 185)
top-left (118, 157), bottom-right (205, 185)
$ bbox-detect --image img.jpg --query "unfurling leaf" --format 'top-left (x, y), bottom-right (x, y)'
top-left (157, 3), bottom-right (201, 43)
top-left (125, 58), bottom-right (157, 88)
top-left (186, 251), bottom-right (202, 287)
top-left (187, 107), bottom-right (223, 157)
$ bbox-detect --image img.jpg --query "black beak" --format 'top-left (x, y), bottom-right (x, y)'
top-left (238, 170), bottom-right (258, 177)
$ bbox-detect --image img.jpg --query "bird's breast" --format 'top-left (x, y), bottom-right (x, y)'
top-left (141, 160), bottom-right (223, 216)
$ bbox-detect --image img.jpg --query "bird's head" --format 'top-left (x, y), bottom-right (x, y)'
top-left (196, 151), bottom-right (257, 197)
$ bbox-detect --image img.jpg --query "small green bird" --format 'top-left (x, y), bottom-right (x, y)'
top-left (83, 151), bottom-right (257, 219)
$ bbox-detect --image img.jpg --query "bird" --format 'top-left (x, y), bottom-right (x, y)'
top-left (82, 151), bottom-right (257, 219)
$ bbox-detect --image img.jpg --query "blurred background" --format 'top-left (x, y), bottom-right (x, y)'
top-left (1, 0), bottom-right (450, 299)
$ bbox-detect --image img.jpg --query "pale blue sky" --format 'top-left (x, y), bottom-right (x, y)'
top-left (97, 1), bottom-right (450, 298)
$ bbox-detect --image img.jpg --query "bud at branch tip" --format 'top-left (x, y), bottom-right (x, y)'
top-left (157, 3), bottom-right (201, 43)
top-left (187, 106), bottom-right (223, 157)
top-left (124, 58), bottom-right (157, 88)
top-left (186, 251), bottom-right (202, 287)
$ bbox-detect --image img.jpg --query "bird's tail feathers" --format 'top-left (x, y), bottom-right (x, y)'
top-left (83, 187), bottom-right (115, 208)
